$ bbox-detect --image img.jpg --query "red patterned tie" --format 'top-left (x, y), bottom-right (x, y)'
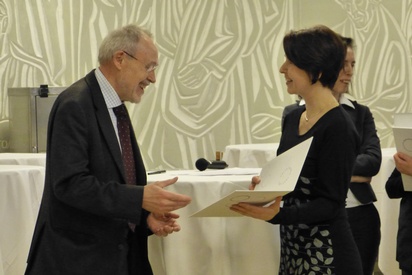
top-left (113, 104), bottom-right (136, 186)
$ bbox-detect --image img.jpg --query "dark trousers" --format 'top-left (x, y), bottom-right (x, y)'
top-left (403, 270), bottom-right (412, 275)
top-left (347, 203), bottom-right (381, 275)
top-left (127, 229), bottom-right (153, 275)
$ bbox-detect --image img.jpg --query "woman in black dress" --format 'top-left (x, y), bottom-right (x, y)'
top-left (231, 25), bottom-right (363, 275)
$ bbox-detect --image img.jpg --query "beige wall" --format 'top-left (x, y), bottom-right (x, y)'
top-left (0, 0), bottom-right (410, 169)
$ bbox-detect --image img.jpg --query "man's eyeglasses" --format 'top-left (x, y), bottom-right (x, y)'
top-left (123, 51), bottom-right (158, 73)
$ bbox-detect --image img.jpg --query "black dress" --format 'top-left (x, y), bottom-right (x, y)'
top-left (269, 106), bottom-right (363, 275)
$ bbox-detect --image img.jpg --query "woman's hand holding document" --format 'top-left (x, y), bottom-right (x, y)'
top-left (232, 174), bottom-right (283, 221)
top-left (190, 137), bottom-right (313, 217)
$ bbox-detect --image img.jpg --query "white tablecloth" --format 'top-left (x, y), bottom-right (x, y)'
top-left (0, 165), bottom-right (45, 275)
top-left (0, 153), bottom-right (46, 167)
top-left (147, 170), bottom-right (280, 275)
top-left (223, 143), bottom-right (279, 168)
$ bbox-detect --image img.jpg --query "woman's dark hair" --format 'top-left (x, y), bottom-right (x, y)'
top-left (341, 36), bottom-right (354, 50)
top-left (283, 25), bottom-right (345, 89)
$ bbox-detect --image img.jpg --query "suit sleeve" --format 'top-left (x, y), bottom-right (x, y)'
top-left (352, 106), bottom-right (381, 177)
top-left (385, 168), bottom-right (405, 199)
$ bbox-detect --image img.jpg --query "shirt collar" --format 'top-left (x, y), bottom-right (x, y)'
top-left (95, 68), bottom-right (122, 108)
top-left (339, 94), bottom-right (355, 109)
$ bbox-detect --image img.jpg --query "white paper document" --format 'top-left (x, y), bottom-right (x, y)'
top-left (394, 113), bottom-right (412, 128)
top-left (393, 127), bottom-right (412, 191)
top-left (392, 113), bottom-right (412, 191)
top-left (190, 137), bottom-right (313, 217)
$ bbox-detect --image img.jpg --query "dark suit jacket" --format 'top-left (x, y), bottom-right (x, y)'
top-left (282, 99), bottom-right (381, 204)
top-left (342, 100), bottom-right (381, 204)
top-left (386, 168), bottom-right (412, 270)
top-left (25, 70), bottom-right (152, 275)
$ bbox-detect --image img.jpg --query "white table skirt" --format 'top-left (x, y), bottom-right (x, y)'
top-left (0, 153), bottom-right (46, 167)
top-left (0, 165), bottom-right (45, 275)
top-left (147, 171), bottom-right (280, 275)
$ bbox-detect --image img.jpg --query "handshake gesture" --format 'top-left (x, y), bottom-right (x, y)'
top-left (144, 177), bottom-right (191, 237)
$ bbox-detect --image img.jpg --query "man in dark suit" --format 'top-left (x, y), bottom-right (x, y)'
top-left (25, 24), bottom-right (191, 275)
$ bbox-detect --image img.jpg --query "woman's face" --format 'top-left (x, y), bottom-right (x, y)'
top-left (333, 47), bottom-right (355, 95)
top-left (279, 58), bottom-right (312, 96)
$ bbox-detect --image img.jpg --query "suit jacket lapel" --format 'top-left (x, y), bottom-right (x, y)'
top-left (84, 71), bottom-right (125, 181)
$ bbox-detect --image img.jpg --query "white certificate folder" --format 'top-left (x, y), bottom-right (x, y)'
top-left (393, 123), bottom-right (412, 191)
top-left (191, 137), bottom-right (313, 217)
top-left (393, 113), bottom-right (412, 191)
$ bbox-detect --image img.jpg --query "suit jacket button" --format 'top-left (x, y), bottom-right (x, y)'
top-left (118, 244), bottom-right (124, 250)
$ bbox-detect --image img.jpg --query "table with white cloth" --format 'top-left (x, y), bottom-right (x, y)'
top-left (0, 165), bottom-right (45, 275)
top-left (223, 143), bottom-right (279, 168)
top-left (147, 169), bottom-right (280, 275)
top-left (0, 153), bottom-right (46, 167)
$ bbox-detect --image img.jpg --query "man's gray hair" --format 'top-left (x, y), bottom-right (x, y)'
top-left (98, 24), bottom-right (153, 64)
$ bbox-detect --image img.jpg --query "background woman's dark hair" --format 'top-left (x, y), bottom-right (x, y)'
top-left (341, 36), bottom-right (354, 49)
top-left (283, 25), bottom-right (345, 89)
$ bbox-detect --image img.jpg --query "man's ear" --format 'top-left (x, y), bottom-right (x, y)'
top-left (113, 51), bottom-right (124, 70)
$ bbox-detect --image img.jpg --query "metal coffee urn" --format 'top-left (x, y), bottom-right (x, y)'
top-left (8, 85), bottom-right (66, 153)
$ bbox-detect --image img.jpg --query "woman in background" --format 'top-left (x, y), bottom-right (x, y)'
top-left (334, 37), bottom-right (381, 275)
top-left (231, 25), bottom-right (362, 275)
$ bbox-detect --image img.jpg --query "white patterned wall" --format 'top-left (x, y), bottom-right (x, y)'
top-left (0, 0), bottom-right (410, 170)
